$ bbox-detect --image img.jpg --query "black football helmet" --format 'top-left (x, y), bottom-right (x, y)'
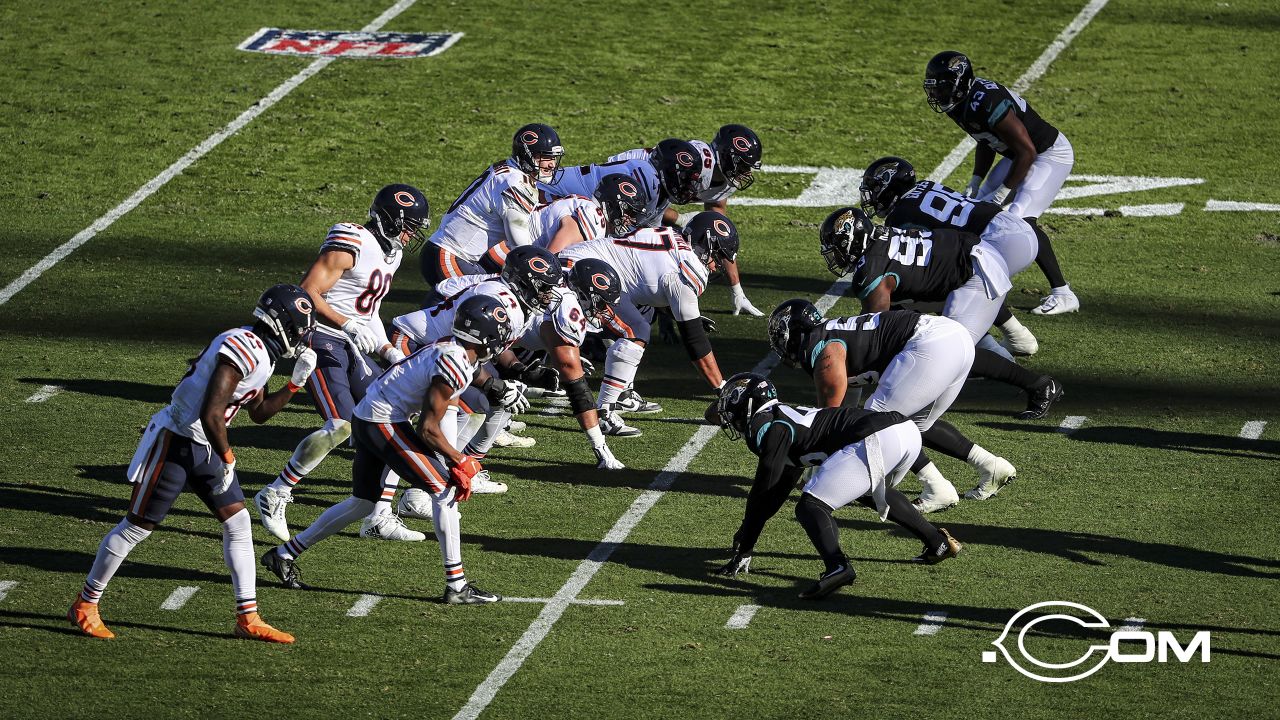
top-left (452, 294), bottom-right (514, 363)
top-left (924, 50), bottom-right (975, 113)
top-left (368, 183), bottom-right (430, 255)
top-left (593, 173), bottom-right (648, 237)
top-left (253, 284), bottom-right (316, 360)
top-left (682, 211), bottom-right (740, 272)
top-left (512, 123), bottom-right (565, 183)
top-left (715, 372), bottom-right (778, 441)
top-left (860, 156), bottom-right (917, 218)
top-left (710, 124), bottom-right (763, 191)
top-left (501, 245), bottom-right (564, 313)
top-left (650, 138), bottom-right (703, 205)
top-left (566, 257), bottom-right (622, 330)
top-left (819, 206), bottom-right (876, 277)
top-left (767, 299), bottom-right (824, 369)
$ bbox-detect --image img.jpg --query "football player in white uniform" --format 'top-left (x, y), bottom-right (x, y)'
top-left (527, 173), bottom-right (648, 257)
top-left (421, 123), bottom-right (564, 286)
top-left (261, 295), bottom-right (513, 604)
top-left (611, 126), bottom-right (767, 316)
top-left (254, 184), bottom-right (428, 544)
top-left (69, 285), bottom-right (318, 643)
top-left (560, 211), bottom-right (739, 435)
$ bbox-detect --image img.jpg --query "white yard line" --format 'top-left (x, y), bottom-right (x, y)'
top-left (913, 611), bottom-right (948, 636)
top-left (501, 597), bottom-right (625, 606)
top-left (724, 604), bottom-right (761, 630)
top-left (24, 385), bottom-right (63, 403)
top-left (346, 593), bottom-right (383, 617)
top-left (453, 5), bottom-right (1109, 716)
top-left (1239, 421), bottom-right (1266, 440)
top-left (1059, 415), bottom-right (1088, 434)
top-left (1205, 200), bottom-right (1280, 212)
top-left (160, 586), bottom-right (200, 610)
top-left (0, 581), bottom-right (17, 602)
top-left (0, 0), bottom-right (421, 307)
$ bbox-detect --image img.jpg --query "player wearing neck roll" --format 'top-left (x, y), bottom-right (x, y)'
top-left (69, 285), bottom-right (318, 643)
top-left (768, 299), bottom-right (1018, 511)
top-left (421, 123), bottom-right (564, 287)
top-left (559, 211), bottom-right (738, 436)
top-left (924, 50), bottom-right (1079, 316)
top-left (254, 184), bottom-right (429, 544)
top-left (611, 126), bottom-right (767, 316)
top-left (709, 373), bottom-right (962, 600)
top-left (819, 206), bottom-right (1062, 421)
top-left (261, 294), bottom-right (513, 605)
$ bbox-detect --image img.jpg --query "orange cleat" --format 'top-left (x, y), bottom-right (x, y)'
top-left (234, 612), bottom-right (295, 644)
top-left (68, 598), bottom-right (115, 639)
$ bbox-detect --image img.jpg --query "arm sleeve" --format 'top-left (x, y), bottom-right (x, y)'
top-left (734, 423), bottom-right (798, 554)
top-left (501, 205), bottom-right (535, 248)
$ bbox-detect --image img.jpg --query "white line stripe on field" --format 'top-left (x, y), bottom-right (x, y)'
top-left (160, 586), bottom-right (200, 610)
top-left (0, 581), bottom-right (17, 602)
top-left (502, 597), bottom-right (625, 606)
top-left (453, 6), bottom-right (1107, 716)
top-left (346, 594), bottom-right (382, 617)
top-left (725, 604), bottom-right (761, 630)
top-left (1240, 421), bottom-right (1266, 440)
top-left (929, 0), bottom-right (1111, 183)
top-left (913, 611), bottom-right (948, 636)
top-left (24, 385), bottom-right (63, 403)
top-left (0, 0), bottom-right (421, 307)
top-left (1059, 416), bottom-right (1088, 434)
top-left (1118, 617), bottom-right (1145, 633)
top-left (1205, 200), bottom-right (1280, 212)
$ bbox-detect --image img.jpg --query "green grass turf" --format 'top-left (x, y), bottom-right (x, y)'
top-left (0, 0), bottom-right (1277, 717)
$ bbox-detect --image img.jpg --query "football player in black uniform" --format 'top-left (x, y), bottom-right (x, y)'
top-left (710, 373), bottom-right (961, 600)
top-left (820, 206), bottom-right (1063, 420)
top-left (768, 300), bottom-right (1018, 509)
top-left (924, 50), bottom-right (1078, 316)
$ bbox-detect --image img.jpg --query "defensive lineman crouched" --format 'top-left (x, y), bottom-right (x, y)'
top-left (710, 373), bottom-right (961, 600)
top-left (261, 295), bottom-right (513, 604)
top-left (69, 284), bottom-right (318, 642)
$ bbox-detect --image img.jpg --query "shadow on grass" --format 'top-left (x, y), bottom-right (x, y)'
top-left (978, 421), bottom-right (1280, 460)
top-left (0, 609), bottom-right (234, 640)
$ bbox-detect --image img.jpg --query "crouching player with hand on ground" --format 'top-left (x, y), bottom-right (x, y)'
top-left (69, 284), bottom-right (318, 643)
top-left (261, 295), bottom-right (513, 605)
top-left (710, 373), bottom-right (962, 600)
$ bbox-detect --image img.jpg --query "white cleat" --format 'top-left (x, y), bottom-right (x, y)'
top-left (506, 420), bottom-right (527, 433)
top-left (614, 388), bottom-right (662, 414)
top-left (253, 486), bottom-right (293, 542)
top-left (599, 405), bottom-right (642, 437)
top-left (397, 488), bottom-right (434, 520)
top-left (965, 457), bottom-right (1017, 500)
top-left (493, 430), bottom-right (535, 448)
top-left (1000, 325), bottom-right (1039, 356)
top-left (469, 470), bottom-right (509, 495)
top-left (912, 492), bottom-right (960, 514)
top-left (360, 513), bottom-right (426, 542)
top-left (1031, 289), bottom-right (1080, 316)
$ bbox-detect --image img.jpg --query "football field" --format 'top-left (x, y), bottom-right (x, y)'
top-left (1, 0), bottom-right (1278, 717)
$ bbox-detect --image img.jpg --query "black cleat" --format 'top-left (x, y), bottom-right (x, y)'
top-left (913, 528), bottom-right (963, 565)
top-left (260, 548), bottom-right (308, 590)
top-left (798, 564), bottom-right (856, 600)
top-left (1018, 377), bottom-right (1063, 420)
top-left (443, 583), bottom-right (502, 605)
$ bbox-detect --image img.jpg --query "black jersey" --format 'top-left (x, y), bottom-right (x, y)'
top-left (887, 180), bottom-right (1002, 235)
top-left (799, 310), bottom-right (920, 376)
top-left (731, 403), bottom-right (910, 554)
top-left (946, 77), bottom-right (1060, 158)
top-left (851, 227), bottom-right (979, 303)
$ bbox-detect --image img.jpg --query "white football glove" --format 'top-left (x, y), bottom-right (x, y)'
top-left (290, 347), bottom-right (318, 387)
top-left (214, 455), bottom-right (236, 495)
top-left (342, 317), bottom-right (380, 355)
top-left (987, 184), bottom-right (1013, 206)
top-left (848, 370), bottom-right (881, 387)
top-left (593, 442), bottom-right (625, 470)
top-left (964, 175), bottom-right (983, 198)
top-left (730, 284), bottom-right (764, 317)
top-left (579, 356), bottom-right (597, 377)
top-left (500, 379), bottom-right (530, 414)
top-left (382, 346), bottom-right (406, 364)
top-left (714, 552), bottom-right (752, 577)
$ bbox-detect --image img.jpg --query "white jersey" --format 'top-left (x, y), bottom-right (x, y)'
top-left (516, 290), bottom-right (594, 352)
top-left (559, 228), bottom-right (708, 320)
top-left (391, 278), bottom-right (529, 351)
top-left (688, 139), bottom-right (738, 205)
top-left (315, 222), bottom-right (402, 339)
top-left (542, 156), bottom-right (665, 228)
top-left (158, 327), bottom-right (276, 445)
top-left (530, 196), bottom-right (607, 249)
top-left (431, 159), bottom-right (538, 262)
top-left (355, 339), bottom-right (478, 424)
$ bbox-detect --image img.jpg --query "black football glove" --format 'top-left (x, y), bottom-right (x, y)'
top-left (520, 363), bottom-right (560, 392)
top-left (699, 316), bottom-right (718, 334)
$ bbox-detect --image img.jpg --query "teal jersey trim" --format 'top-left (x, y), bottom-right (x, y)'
top-left (857, 272), bottom-right (900, 300)
top-left (808, 338), bottom-right (847, 371)
top-left (988, 99), bottom-right (1013, 127)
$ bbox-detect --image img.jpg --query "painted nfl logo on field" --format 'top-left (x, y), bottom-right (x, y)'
top-left (239, 29), bottom-right (463, 58)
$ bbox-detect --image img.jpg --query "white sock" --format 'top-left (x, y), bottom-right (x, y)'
top-left (599, 339), bottom-right (645, 407)
top-left (999, 315), bottom-right (1030, 335)
top-left (279, 496), bottom-right (374, 559)
top-left (221, 509), bottom-right (257, 616)
top-left (966, 444), bottom-right (997, 470)
top-left (916, 462), bottom-right (957, 498)
top-left (1052, 283), bottom-right (1073, 295)
top-left (464, 408), bottom-right (510, 458)
top-left (271, 420), bottom-right (351, 492)
top-left (431, 489), bottom-right (466, 591)
top-left (81, 519), bottom-right (151, 603)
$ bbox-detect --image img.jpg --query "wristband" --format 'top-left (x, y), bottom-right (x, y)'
top-left (219, 449), bottom-right (235, 465)
top-left (286, 381), bottom-right (303, 393)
